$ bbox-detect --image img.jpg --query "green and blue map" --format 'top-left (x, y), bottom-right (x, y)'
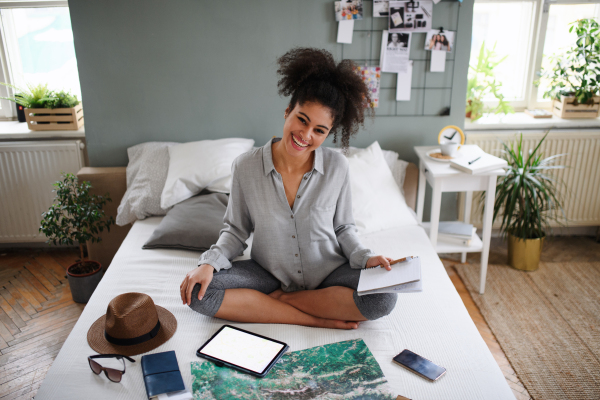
top-left (191, 338), bottom-right (395, 399)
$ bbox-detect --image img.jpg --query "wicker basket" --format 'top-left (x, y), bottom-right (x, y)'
top-left (552, 95), bottom-right (600, 119)
top-left (25, 103), bottom-right (84, 131)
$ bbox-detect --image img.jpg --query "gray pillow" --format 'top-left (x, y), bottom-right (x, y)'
top-left (116, 142), bottom-right (177, 226)
top-left (143, 192), bottom-right (228, 251)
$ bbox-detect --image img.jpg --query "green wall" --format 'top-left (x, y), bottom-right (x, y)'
top-left (69, 0), bottom-right (474, 219)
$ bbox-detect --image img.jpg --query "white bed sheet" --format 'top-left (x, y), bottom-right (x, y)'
top-left (36, 217), bottom-right (515, 400)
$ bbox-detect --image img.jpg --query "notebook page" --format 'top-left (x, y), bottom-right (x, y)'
top-left (357, 257), bottom-right (421, 293)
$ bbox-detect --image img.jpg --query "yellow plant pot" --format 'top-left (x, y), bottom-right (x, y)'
top-left (507, 233), bottom-right (545, 271)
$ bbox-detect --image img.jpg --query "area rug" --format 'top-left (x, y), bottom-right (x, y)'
top-left (455, 261), bottom-right (600, 400)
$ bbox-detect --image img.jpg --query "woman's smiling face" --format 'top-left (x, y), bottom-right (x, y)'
top-left (282, 101), bottom-right (334, 157)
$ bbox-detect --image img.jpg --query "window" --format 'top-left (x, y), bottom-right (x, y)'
top-left (0, 1), bottom-right (80, 119)
top-left (470, 0), bottom-right (600, 111)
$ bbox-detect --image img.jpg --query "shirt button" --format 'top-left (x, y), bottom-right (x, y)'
top-left (292, 235), bottom-right (295, 238)
top-left (295, 254), bottom-right (298, 257)
top-left (291, 215), bottom-right (294, 219)
top-left (304, 176), bottom-right (308, 180)
top-left (297, 195), bottom-right (300, 198)
top-left (298, 270), bottom-right (301, 273)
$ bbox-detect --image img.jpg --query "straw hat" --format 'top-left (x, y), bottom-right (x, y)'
top-left (87, 292), bottom-right (177, 356)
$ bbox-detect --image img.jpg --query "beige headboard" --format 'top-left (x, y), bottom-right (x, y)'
top-left (79, 162), bottom-right (419, 268)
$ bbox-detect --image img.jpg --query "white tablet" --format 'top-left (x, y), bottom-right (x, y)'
top-left (196, 325), bottom-right (289, 377)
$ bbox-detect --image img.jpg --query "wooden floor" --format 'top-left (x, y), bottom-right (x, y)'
top-left (0, 248), bottom-right (84, 400)
top-left (0, 246), bottom-right (535, 400)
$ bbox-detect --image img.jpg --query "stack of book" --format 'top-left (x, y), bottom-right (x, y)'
top-left (438, 222), bottom-right (477, 246)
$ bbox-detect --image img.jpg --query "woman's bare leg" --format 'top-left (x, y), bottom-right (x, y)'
top-left (214, 288), bottom-right (360, 329)
top-left (272, 287), bottom-right (367, 321)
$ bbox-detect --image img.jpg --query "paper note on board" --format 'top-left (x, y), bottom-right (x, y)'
top-left (396, 61), bottom-right (412, 101)
top-left (430, 50), bottom-right (446, 72)
top-left (337, 20), bottom-right (354, 44)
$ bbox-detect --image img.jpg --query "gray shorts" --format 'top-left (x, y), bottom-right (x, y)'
top-left (189, 259), bottom-right (397, 321)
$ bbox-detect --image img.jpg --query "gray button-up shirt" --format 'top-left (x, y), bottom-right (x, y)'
top-left (198, 137), bottom-right (376, 292)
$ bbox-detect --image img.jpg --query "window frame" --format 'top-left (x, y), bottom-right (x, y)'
top-left (475, 0), bottom-right (600, 112)
top-left (0, 0), bottom-right (69, 120)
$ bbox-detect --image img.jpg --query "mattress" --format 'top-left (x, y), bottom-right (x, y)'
top-left (35, 217), bottom-right (515, 400)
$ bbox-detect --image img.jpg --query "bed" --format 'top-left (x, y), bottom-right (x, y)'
top-left (34, 157), bottom-right (516, 399)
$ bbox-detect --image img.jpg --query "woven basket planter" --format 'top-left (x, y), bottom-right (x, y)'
top-left (25, 103), bottom-right (84, 131)
top-left (552, 95), bottom-right (600, 119)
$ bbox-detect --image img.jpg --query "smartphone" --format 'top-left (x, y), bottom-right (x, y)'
top-left (393, 349), bottom-right (446, 381)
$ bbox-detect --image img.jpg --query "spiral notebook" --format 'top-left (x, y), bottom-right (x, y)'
top-left (357, 256), bottom-right (421, 296)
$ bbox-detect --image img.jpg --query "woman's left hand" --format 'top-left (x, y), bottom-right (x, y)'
top-left (365, 255), bottom-right (394, 271)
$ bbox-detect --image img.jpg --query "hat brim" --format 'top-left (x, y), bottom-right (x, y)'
top-left (87, 305), bottom-right (177, 356)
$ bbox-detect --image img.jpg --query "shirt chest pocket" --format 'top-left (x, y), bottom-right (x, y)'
top-left (310, 204), bottom-right (336, 242)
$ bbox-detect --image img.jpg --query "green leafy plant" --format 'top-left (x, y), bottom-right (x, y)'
top-left (40, 173), bottom-right (114, 260)
top-left (0, 82), bottom-right (80, 108)
top-left (539, 18), bottom-right (600, 104)
top-left (466, 42), bottom-right (514, 121)
top-left (489, 132), bottom-right (566, 240)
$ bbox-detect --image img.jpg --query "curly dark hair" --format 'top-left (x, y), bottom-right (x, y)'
top-left (276, 47), bottom-right (373, 150)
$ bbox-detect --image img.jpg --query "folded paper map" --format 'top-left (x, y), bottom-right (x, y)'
top-left (191, 338), bottom-right (395, 399)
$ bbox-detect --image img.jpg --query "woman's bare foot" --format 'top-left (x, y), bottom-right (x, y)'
top-left (268, 288), bottom-right (285, 300)
top-left (319, 319), bottom-right (360, 330)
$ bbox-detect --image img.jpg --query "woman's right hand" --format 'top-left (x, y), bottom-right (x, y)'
top-left (180, 264), bottom-right (215, 305)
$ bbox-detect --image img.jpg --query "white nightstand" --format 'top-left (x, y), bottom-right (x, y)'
top-left (414, 145), bottom-right (504, 294)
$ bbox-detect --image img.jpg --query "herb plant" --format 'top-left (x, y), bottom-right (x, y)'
top-left (466, 42), bottom-right (514, 121)
top-left (0, 82), bottom-right (80, 108)
top-left (490, 132), bottom-right (566, 240)
top-left (539, 18), bottom-right (600, 104)
top-left (40, 173), bottom-right (114, 260)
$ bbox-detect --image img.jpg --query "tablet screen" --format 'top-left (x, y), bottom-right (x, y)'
top-left (199, 326), bottom-right (286, 374)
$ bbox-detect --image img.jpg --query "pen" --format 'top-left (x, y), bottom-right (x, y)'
top-left (421, 6), bottom-right (431, 18)
top-left (367, 256), bottom-right (418, 269)
top-left (468, 156), bottom-right (481, 165)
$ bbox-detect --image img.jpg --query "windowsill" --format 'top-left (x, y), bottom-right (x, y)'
top-left (0, 120), bottom-right (85, 139)
top-left (464, 112), bottom-right (600, 131)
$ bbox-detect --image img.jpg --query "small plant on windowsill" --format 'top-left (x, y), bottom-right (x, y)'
top-left (465, 42), bottom-right (514, 121)
top-left (0, 82), bottom-right (83, 130)
top-left (39, 173), bottom-right (113, 303)
top-left (0, 82), bottom-right (80, 108)
top-left (538, 18), bottom-right (600, 118)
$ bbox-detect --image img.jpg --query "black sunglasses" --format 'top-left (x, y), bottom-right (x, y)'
top-left (88, 354), bottom-right (136, 383)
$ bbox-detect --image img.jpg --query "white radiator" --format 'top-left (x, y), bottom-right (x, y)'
top-left (0, 140), bottom-right (85, 243)
top-left (463, 130), bottom-right (600, 228)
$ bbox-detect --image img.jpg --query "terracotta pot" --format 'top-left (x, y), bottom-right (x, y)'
top-left (507, 233), bottom-right (545, 271)
top-left (66, 260), bottom-right (103, 303)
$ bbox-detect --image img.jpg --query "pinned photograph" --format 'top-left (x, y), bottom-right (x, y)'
top-left (334, 0), bottom-right (364, 21)
top-left (387, 32), bottom-right (409, 49)
top-left (424, 29), bottom-right (455, 52)
top-left (354, 66), bottom-right (381, 108)
top-left (388, 1), bottom-right (433, 33)
top-left (373, 0), bottom-right (389, 18)
top-left (380, 30), bottom-right (411, 73)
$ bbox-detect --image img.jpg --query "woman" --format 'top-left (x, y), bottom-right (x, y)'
top-left (388, 33), bottom-right (403, 49)
top-left (180, 48), bottom-right (397, 330)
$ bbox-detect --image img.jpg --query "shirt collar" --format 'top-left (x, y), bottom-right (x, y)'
top-left (262, 137), bottom-right (324, 176)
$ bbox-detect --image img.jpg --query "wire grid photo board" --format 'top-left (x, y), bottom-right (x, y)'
top-left (340, 0), bottom-right (461, 117)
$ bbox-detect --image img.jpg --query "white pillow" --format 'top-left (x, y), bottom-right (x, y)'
top-left (330, 146), bottom-right (399, 172)
top-left (346, 141), bottom-right (418, 234)
top-left (161, 138), bottom-right (255, 209)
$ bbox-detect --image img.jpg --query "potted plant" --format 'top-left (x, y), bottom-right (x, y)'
top-left (466, 42), bottom-right (514, 121)
top-left (539, 18), bottom-right (600, 118)
top-left (0, 82), bottom-right (83, 130)
top-left (40, 173), bottom-right (114, 303)
top-left (490, 132), bottom-right (566, 271)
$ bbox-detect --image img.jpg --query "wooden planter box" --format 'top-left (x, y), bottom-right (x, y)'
top-left (25, 103), bottom-right (84, 131)
top-left (552, 96), bottom-right (600, 119)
